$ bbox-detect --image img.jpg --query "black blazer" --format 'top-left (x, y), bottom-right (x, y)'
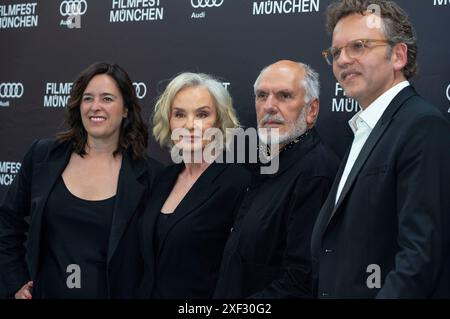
top-left (311, 86), bottom-right (450, 298)
top-left (138, 161), bottom-right (250, 298)
top-left (214, 128), bottom-right (340, 298)
top-left (0, 138), bottom-right (162, 298)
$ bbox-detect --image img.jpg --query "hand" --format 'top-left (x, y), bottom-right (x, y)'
top-left (15, 281), bottom-right (33, 300)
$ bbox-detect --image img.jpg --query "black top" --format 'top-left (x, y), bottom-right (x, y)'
top-left (33, 176), bottom-right (115, 299)
top-left (152, 212), bottom-right (173, 297)
top-left (153, 212), bottom-right (172, 253)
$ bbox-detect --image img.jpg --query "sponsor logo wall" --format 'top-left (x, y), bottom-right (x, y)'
top-left (59, 0), bottom-right (88, 28)
top-left (0, 83), bottom-right (24, 108)
top-left (1, 0), bottom-right (449, 191)
top-left (252, 0), bottom-right (320, 15)
top-left (433, 0), bottom-right (450, 6)
top-left (0, 0), bottom-right (449, 228)
top-left (0, 161), bottom-right (21, 187)
top-left (447, 84), bottom-right (450, 113)
top-left (0, 2), bottom-right (38, 29)
top-left (109, 0), bottom-right (164, 23)
top-left (190, 0), bottom-right (224, 19)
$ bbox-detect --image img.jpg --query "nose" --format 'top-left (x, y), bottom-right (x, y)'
top-left (263, 94), bottom-right (278, 114)
top-left (89, 98), bottom-right (103, 112)
top-left (335, 47), bottom-right (354, 66)
top-left (184, 115), bottom-right (195, 130)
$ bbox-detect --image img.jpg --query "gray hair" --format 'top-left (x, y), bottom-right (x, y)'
top-left (253, 62), bottom-right (320, 104)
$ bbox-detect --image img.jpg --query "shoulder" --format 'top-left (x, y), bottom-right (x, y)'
top-left (395, 88), bottom-right (446, 122)
top-left (393, 94), bottom-right (450, 138)
top-left (301, 133), bottom-right (340, 180)
top-left (217, 163), bottom-right (251, 187)
top-left (32, 137), bottom-right (62, 151)
top-left (126, 155), bottom-right (166, 184)
top-left (143, 156), bottom-right (165, 175)
top-left (25, 137), bottom-right (69, 163)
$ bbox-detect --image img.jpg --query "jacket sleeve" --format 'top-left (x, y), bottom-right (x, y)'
top-left (376, 114), bottom-right (450, 298)
top-left (249, 175), bottom-right (333, 298)
top-left (0, 140), bottom-right (40, 296)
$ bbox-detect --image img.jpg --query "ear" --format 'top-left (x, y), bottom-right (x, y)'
top-left (392, 43), bottom-right (408, 72)
top-left (123, 108), bottom-right (128, 118)
top-left (306, 98), bottom-right (319, 129)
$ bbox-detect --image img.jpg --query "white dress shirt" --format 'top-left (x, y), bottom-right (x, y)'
top-left (335, 81), bottom-right (410, 204)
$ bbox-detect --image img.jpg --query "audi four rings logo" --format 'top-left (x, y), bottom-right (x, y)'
top-left (191, 0), bottom-right (224, 9)
top-left (133, 82), bottom-right (147, 99)
top-left (0, 83), bottom-right (24, 99)
top-left (60, 0), bottom-right (88, 16)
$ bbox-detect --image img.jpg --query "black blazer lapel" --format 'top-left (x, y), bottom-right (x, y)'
top-left (107, 152), bottom-right (147, 264)
top-left (311, 146), bottom-right (350, 252)
top-left (139, 164), bottom-right (181, 272)
top-left (27, 142), bottom-right (72, 279)
top-left (326, 86), bottom-right (417, 227)
top-left (154, 162), bottom-right (225, 257)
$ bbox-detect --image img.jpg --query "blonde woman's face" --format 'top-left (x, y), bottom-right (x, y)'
top-left (169, 86), bottom-right (218, 152)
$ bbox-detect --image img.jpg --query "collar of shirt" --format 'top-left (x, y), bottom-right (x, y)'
top-left (348, 81), bottom-right (410, 134)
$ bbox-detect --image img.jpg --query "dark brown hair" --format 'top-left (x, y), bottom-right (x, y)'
top-left (56, 62), bottom-right (148, 159)
top-left (326, 0), bottom-right (417, 79)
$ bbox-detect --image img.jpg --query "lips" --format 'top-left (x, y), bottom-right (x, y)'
top-left (260, 116), bottom-right (284, 126)
top-left (89, 116), bottom-right (106, 123)
top-left (341, 70), bottom-right (361, 81)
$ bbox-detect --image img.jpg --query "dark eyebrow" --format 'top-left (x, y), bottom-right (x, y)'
top-left (100, 92), bottom-right (116, 97)
top-left (82, 92), bottom-right (116, 97)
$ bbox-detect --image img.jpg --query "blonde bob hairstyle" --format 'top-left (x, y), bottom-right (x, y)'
top-left (153, 72), bottom-right (240, 149)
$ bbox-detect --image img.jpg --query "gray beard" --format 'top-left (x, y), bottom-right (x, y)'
top-left (258, 107), bottom-right (308, 146)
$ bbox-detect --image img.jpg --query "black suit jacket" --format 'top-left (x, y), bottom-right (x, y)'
top-left (311, 86), bottom-right (450, 298)
top-left (214, 128), bottom-right (340, 298)
top-left (0, 138), bottom-right (162, 298)
top-left (139, 161), bottom-right (250, 298)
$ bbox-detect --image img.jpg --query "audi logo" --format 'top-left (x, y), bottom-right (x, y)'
top-left (133, 82), bottom-right (147, 99)
top-left (191, 0), bottom-right (224, 9)
top-left (0, 83), bottom-right (24, 99)
top-left (60, 0), bottom-right (87, 16)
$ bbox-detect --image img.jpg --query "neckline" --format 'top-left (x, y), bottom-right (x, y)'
top-left (60, 176), bottom-right (116, 203)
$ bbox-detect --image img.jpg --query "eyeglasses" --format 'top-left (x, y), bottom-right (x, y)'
top-left (322, 39), bottom-right (394, 66)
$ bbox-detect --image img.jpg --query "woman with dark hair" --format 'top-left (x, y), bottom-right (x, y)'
top-left (0, 62), bottom-right (162, 299)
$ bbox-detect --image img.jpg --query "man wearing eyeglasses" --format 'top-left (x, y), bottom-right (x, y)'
top-left (311, 0), bottom-right (450, 298)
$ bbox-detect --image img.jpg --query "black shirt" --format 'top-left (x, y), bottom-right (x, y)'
top-left (33, 176), bottom-right (115, 299)
top-left (152, 212), bottom-right (173, 297)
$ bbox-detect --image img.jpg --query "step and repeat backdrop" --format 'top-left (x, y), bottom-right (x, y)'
top-left (0, 0), bottom-right (449, 212)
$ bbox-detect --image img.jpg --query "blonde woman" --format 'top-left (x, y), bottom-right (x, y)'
top-left (139, 73), bottom-right (250, 298)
